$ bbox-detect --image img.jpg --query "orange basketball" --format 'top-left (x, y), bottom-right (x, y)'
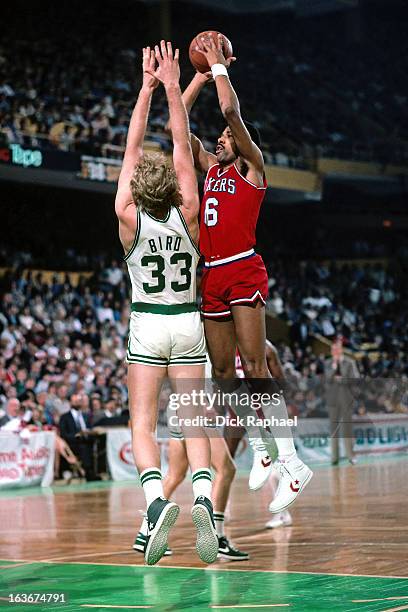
top-left (189, 31), bottom-right (233, 73)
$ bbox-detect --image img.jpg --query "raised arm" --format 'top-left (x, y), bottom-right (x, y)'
top-left (115, 48), bottom-right (158, 252)
top-left (147, 41), bottom-right (200, 236)
top-left (182, 74), bottom-right (217, 174)
top-left (197, 35), bottom-right (264, 180)
top-left (165, 71), bottom-right (216, 174)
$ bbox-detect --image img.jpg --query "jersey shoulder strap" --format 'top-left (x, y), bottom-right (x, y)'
top-left (123, 208), bottom-right (141, 262)
top-left (204, 163), bottom-right (220, 190)
top-left (174, 206), bottom-right (201, 256)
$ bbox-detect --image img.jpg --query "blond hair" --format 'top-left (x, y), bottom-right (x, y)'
top-left (130, 153), bottom-right (182, 215)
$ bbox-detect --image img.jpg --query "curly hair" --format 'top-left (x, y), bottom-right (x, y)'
top-left (130, 153), bottom-right (182, 215)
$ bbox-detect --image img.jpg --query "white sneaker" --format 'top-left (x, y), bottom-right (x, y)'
top-left (248, 438), bottom-right (273, 491)
top-left (268, 455), bottom-right (313, 513)
top-left (265, 510), bottom-right (292, 529)
top-left (62, 470), bottom-right (73, 483)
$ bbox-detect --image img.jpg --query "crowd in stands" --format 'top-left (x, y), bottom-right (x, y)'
top-left (265, 259), bottom-right (408, 366)
top-left (1, 255), bottom-right (407, 452)
top-left (0, 0), bottom-right (406, 166)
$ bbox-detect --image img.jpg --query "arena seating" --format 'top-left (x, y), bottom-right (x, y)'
top-left (1, 0), bottom-right (406, 166)
top-left (1, 254), bottom-right (407, 430)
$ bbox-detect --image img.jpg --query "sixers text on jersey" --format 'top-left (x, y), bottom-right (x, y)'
top-left (200, 163), bottom-right (267, 265)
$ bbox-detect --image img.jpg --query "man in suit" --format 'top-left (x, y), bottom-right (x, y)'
top-left (324, 336), bottom-right (360, 465)
top-left (59, 393), bottom-right (100, 481)
top-left (0, 398), bottom-right (21, 428)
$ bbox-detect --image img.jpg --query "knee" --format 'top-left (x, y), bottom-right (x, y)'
top-left (166, 469), bottom-right (187, 489)
top-left (241, 357), bottom-right (269, 379)
top-left (218, 458), bottom-right (236, 483)
top-left (131, 417), bottom-right (156, 436)
top-left (212, 363), bottom-right (236, 380)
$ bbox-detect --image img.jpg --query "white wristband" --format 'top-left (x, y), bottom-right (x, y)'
top-left (211, 63), bottom-right (228, 79)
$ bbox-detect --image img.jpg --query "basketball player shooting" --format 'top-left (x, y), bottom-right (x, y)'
top-left (115, 42), bottom-right (218, 565)
top-left (182, 33), bottom-right (313, 511)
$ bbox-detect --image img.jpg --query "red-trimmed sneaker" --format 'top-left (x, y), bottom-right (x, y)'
top-left (269, 455), bottom-right (313, 513)
top-left (248, 438), bottom-right (273, 491)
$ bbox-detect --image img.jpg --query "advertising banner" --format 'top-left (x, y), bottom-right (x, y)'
top-left (0, 143), bottom-right (80, 171)
top-left (106, 415), bottom-right (408, 479)
top-left (0, 431), bottom-right (56, 489)
top-left (107, 429), bottom-right (169, 481)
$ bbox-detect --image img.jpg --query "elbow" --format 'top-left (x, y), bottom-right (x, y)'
top-left (114, 198), bottom-right (122, 217)
top-left (221, 104), bottom-right (239, 120)
top-left (115, 197), bottom-right (128, 221)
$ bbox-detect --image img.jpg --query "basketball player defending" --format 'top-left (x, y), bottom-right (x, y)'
top-left (134, 356), bottom-right (249, 561)
top-left (182, 34), bottom-right (312, 511)
top-left (115, 42), bottom-right (218, 565)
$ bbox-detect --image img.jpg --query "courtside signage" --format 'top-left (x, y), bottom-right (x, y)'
top-left (0, 144), bottom-right (42, 168)
top-left (0, 144), bottom-right (80, 171)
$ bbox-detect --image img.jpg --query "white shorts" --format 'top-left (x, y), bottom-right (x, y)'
top-left (126, 310), bottom-right (207, 367)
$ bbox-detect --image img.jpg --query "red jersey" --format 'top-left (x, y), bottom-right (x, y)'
top-left (200, 163), bottom-right (267, 265)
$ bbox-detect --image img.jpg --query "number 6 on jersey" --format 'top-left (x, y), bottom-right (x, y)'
top-left (204, 197), bottom-right (218, 227)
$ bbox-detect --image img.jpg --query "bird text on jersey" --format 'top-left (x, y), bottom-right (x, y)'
top-left (147, 235), bottom-right (182, 254)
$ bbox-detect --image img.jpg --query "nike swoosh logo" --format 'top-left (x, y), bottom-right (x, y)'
top-left (261, 458), bottom-right (272, 467)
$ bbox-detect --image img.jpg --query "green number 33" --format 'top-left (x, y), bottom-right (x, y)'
top-left (141, 252), bottom-right (192, 294)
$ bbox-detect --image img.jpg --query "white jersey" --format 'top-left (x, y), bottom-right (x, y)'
top-left (125, 206), bottom-right (201, 306)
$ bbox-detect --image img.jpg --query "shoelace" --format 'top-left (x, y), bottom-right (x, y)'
top-left (275, 460), bottom-right (292, 480)
top-left (220, 538), bottom-right (240, 553)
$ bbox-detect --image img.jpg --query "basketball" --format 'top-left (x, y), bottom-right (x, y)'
top-left (189, 30), bottom-right (233, 73)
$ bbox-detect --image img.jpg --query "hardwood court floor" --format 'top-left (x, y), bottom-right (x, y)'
top-left (1, 456), bottom-right (407, 611)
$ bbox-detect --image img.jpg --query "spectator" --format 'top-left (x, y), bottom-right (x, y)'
top-left (0, 397), bottom-right (21, 428)
top-left (51, 384), bottom-right (71, 420)
top-left (93, 397), bottom-right (117, 426)
top-left (324, 340), bottom-right (360, 465)
top-left (59, 393), bottom-right (100, 481)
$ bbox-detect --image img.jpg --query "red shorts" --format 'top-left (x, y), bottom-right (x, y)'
top-left (200, 253), bottom-right (268, 319)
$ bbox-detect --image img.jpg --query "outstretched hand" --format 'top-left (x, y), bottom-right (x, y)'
top-left (145, 40), bottom-right (180, 88)
top-left (195, 34), bottom-right (237, 69)
top-left (142, 47), bottom-right (160, 90)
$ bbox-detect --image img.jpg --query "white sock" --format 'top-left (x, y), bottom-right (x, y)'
top-left (213, 511), bottom-right (225, 537)
top-left (192, 468), bottom-right (212, 501)
top-left (261, 395), bottom-right (296, 458)
top-left (248, 436), bottom-right (268, 452)
top-left (227, 382), bottom-right (264, 439)
top-left (140, 467), bottom-right (164, 508)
